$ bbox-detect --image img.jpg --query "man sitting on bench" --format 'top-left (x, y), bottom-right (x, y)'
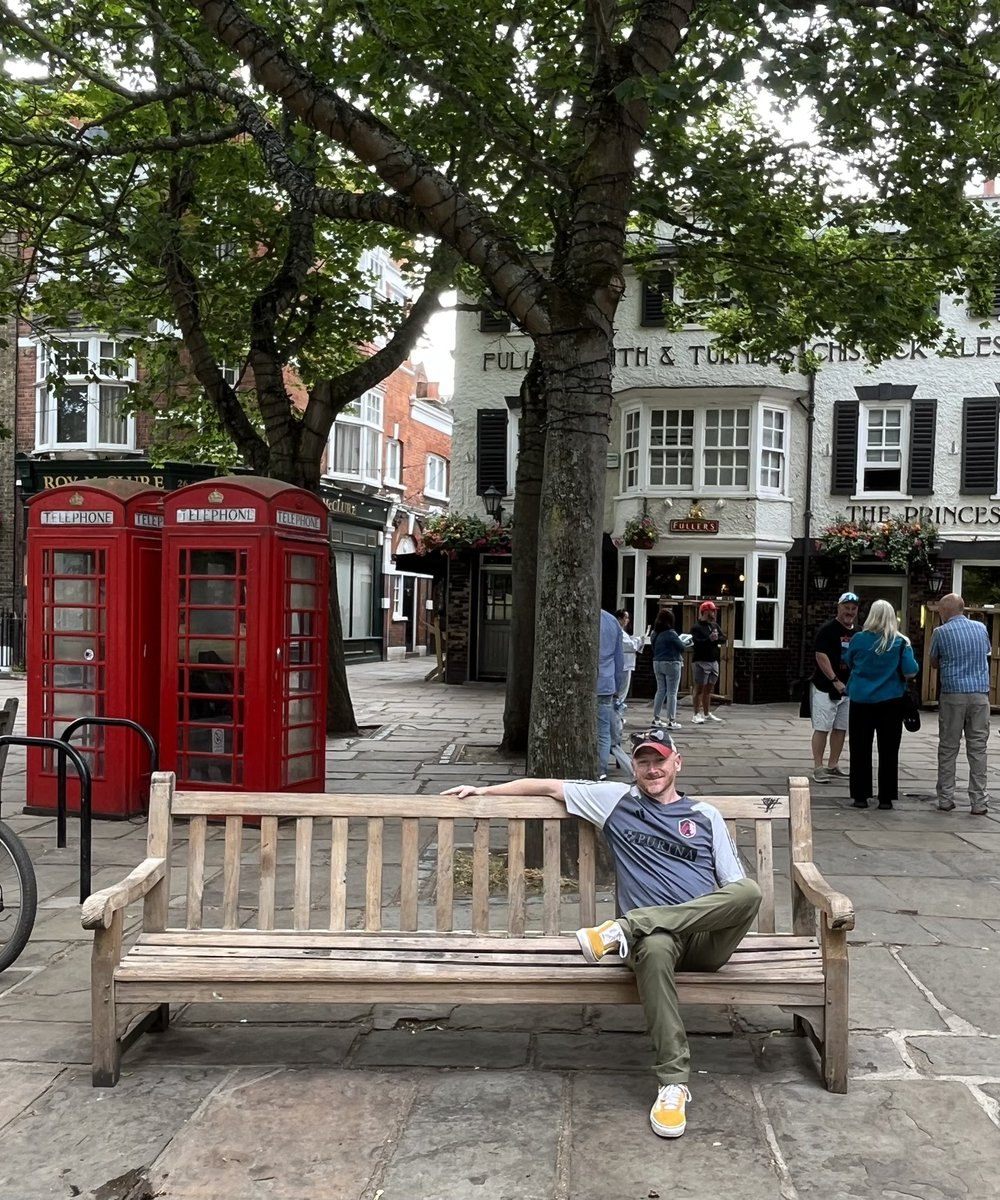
top-left (444, 727), bottom-right (761, 1140)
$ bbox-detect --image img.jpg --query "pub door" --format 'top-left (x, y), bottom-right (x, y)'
top-left (477, 563), bottom-right (512, 679)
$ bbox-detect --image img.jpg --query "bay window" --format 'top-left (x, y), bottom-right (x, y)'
top-left (35, 334), bottom-right (137, 452)
top-left (619, 549), bottom-right (785, 648)
top-left (327, 389), bottom-right (383, 486)
top-left (620, 401), bottom-right (790, 496)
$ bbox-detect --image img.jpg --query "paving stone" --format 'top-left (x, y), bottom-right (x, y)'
top-left (848, 946), bottom-right (948, 1031)
top-left (447, 1003), bottom-right (585, 1031)
top-left (0, 1020), bottom-right (91, 1063)
top-left (906, 1035), bottom-right (1000, 1076)
top-left (0, 1065), bottom-right (223, 1200)
top-left (128, 1023), bottom-right (360, 1069)
top-left (175, 1001), bottom-right (373, 1025)
top-left (566, 1073), bottom-right (782, 1199)
top-left (876, 875), bottom-right (1000, 919)
top-left (847, 908), bottom-right (941, 945)
top-left (370, 1003), bottom-right (454, 1030)
top-left (813, 846), bottom-right (962, 876)
top-left (762, 1080), bottom-right (1000, 1199)
top-left (844, 830), bottom-right (968, 850)
top-left (378, 1073), bottom-right (562, 1200)
top-left (916, 915), bottom-right (1000, 948)
top-left (0, 1062), bottom-right (64, 1131)
top-left (535, 1030), bottom-right (655, 1072)
top-left (897, 945), bottom-right (1000, 1034)
top-left (353, 1028), bottom-right (530, 1069)
top-left (955, 831), bottom-right (1000, 852)
top-left (150, 1068), bottom-right (417, 1199)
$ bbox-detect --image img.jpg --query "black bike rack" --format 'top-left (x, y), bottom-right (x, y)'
top-left (57, 717), bottom-right (158, 849)
top-left (0, 736), bottom-right (93, 902)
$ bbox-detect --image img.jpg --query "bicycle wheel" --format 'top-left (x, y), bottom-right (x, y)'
top-left (0, 819), bottom-right (37, 972)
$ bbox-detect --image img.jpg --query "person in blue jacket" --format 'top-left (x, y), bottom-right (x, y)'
top-left (651, 609), bottom-right (688, 729)
top-left (843, 599), bottom-right (919, 810)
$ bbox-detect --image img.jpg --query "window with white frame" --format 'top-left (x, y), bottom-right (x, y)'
top-left (327, 389), bottom-right (383, 486)
top-left (392, 574), bottom-right (404, 616)
top-left (859, 404), bottom-right (906, 493)
top-left (618, 548), bottom-right (785, 648)
top-left (619, 402), bottom-right (790, 496)
top-left (35, 334), bottom-right (137, 451)
top-left (759, 408), bottom-right (786, 492)
top-left (385, 438), bottom-right (402, 486)
top-left (425, 453), bottom-right (449, 500)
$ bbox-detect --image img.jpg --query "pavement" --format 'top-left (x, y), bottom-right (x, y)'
top-left (0, 661), bottom-right (999, 1200)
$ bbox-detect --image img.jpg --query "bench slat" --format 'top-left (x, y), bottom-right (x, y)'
top-left (578, 823), bottom-right (596, 926)
top-left (365, 817), bottom-right (383, 932)
top-left (171, 792), bottom-right (791, 821)
top-left (258, 817), bottom-right (278, 932)
top-left (142, 930), bottom-right (818, 953)
top-left (222, 816), bottom-right (242, 930)
top-left (542, 820), bottom-right (561, 936)
top-left (293, 818), bottom-right (313, 931)
top-left (329, 817), bottom-right (347, 931)
top-left (755, 820), bottom-right (775, 934)
top-left (472, 818), bottom-right (491, 934)
top-left (400, 818), bottom-right (420, 932)
top-left (435, 818), bottom-right (454, 932)
top-left (507, 819), bottom-right (526, 936)
top-left (185, 815), bottom-right (206, 931)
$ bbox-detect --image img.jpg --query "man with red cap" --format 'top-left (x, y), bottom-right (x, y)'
top-left (443, 727), bottom-right (761, 1141)
top-left (689, 600), bottom-right (727, 723)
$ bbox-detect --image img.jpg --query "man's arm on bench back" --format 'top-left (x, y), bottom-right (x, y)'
top-left (442, 779), bottom-right (566, 802)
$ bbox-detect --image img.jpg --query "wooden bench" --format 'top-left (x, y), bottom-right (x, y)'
top-left (82, 772), bottom-right (854, 1090)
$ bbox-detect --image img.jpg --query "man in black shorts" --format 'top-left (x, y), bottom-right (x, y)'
top-left (690, 601), bottom-right (726, 723)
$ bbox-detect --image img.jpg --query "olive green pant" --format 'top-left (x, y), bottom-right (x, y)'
top-left (619, 877), bottom-right (762, 1084)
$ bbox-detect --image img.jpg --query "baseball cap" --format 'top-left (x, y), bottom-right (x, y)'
top-left (699, 600), bottom-right (717, 612)
top-left (630, 728), bottom-right (677, 759)
top-left (838, 592), bottom-right (860, 604)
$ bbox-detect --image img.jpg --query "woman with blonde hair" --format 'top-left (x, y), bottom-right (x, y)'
top-left (843, 599), bottom-right (919, 810)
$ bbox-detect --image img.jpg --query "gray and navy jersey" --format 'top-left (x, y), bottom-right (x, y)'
top-left (562, 782), bottom-right (745, 913)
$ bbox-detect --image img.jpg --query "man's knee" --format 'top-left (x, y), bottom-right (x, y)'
top-left (632, 930), bottom-right (681, 969)
top-left (728, 876), bottom-right (762, 913)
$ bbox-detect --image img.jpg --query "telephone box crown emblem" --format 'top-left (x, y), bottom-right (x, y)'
top-left (207, 489), bottom-right (224, 504)
top-left (68, 492), bottom-right (84, 506)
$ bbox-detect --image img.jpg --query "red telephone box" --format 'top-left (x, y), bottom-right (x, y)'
top-left (160, 477), bottom-right (329, 792)
top-left (26, 480), bottom-right (164, 817)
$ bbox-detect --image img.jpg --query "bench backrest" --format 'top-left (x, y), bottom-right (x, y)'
top-left (144, 774), bottom-right (815, 937)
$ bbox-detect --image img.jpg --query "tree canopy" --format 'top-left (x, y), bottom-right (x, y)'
top-left (3, 0), bottom-right (1000, 770)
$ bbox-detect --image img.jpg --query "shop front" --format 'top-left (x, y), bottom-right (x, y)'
top-left (320, 482), bottom-right (392, 662)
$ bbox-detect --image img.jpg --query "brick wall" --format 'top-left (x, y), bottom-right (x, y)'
top-left (444, 557), bottom-right (472, 684)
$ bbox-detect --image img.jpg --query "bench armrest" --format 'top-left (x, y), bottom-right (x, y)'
top-left (792, 862), bottom-right (855, 931)
top-left (81, 857), bottom-right (167, 930)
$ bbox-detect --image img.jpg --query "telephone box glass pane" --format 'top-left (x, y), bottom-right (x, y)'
top-left (281, 551), bottom-right (324, 787)
top-left (39, 547), bottom-right (107, 776)
top-left (173, 548), bottom-right (246, 787)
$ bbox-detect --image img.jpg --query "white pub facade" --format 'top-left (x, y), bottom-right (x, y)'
top-left (448, 277), bottom-right (1000, 702)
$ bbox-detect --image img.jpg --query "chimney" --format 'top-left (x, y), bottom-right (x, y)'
top-left (985, 180), bottom-right (996, 196)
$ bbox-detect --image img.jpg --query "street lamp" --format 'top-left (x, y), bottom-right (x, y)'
top-left (482, 485), bottom-right (505, 525)
top-left (811, 563), bottom-right (829, 591)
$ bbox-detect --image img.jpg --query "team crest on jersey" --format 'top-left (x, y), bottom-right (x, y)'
top-left (677, 818), bottom-right (697, 839)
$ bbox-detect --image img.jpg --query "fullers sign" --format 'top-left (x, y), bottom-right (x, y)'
top-left (668, 518), bottom-right (719, 535)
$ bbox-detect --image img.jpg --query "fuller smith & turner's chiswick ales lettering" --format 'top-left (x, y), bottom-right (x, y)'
top-left (481, 337), bottom-right (1000, 372)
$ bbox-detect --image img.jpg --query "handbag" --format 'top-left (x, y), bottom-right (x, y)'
top-left (897, 642), bottom-right (921, 732)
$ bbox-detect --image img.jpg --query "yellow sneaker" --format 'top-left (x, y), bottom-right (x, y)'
top-left (650, 1084), bottom-right (691, 1138)
top-left (574, 919), bottom-right (628, 964)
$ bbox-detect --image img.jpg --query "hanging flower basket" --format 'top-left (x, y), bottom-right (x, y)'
top-left (417, 512), bottom-right (512, 558)
top-left (623, 513), bottom-right (658, 550)
top-left (815, 517), bottom-right (939, 573)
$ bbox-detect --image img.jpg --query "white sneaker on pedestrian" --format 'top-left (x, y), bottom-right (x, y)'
top-left (691, 714), bottom-right (705, 724)
top-left (667, 721), bottom-right (682, 730)
top-left (706, 712), bottom-right (724, 723)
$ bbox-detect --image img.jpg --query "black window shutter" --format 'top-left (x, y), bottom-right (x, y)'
top-left (907, 397), bottom-right (937, 496)
top-left (640, 270), bottom-right (674, 327)
top-left (477, 409), bottom-right (508, 495)
top-left (831, 400), bottom-right (859, 495)
top-left (479, 305), bottom-right (512, 333)
top-left (961, 396), bottom-right (1000, 493)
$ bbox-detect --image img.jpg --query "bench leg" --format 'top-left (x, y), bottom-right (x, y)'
top-left (822, 925), bottom-right (850, 1093)
top-left (91, 911), bottom-right (123, 1088)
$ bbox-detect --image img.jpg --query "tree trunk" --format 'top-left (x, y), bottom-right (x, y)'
top-left (501, 352), bottom-right (545, 754)
top-left (527, 325), bottom-right (613, 781)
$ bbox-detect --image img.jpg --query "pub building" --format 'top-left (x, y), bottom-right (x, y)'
top-left (447, 272), bottom-right (1000, 705)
